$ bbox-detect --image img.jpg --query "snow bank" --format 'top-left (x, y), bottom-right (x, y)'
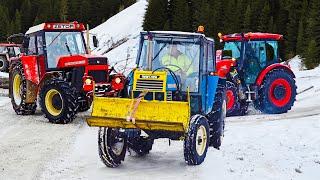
top-left (90, 0), bottom-right (147, 73)
top-left (0, 72), bottom-right (9, 78)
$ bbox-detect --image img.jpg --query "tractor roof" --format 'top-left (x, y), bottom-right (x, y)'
top-left (0, 43), bottom-right (21, 47)
top-left (221, 32), bottom-right (283, 42)
top-left (26, 22), bottom-right (86, 35)
top-left (141, 31), bottom-right (214, 42)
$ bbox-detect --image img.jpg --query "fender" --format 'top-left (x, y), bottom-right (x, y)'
top-left (216, 59), bottom-right (236, 78)
top-left (256, 63), bottom-right (295, 86)
top-left (21, 55), bottom-right (40, 84)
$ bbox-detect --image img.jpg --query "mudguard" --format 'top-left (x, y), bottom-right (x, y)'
top-left (256, 63), bottom-right (295, 86)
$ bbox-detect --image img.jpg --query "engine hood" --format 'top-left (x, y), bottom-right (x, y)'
top-left (57, 54), bottom-right (108, 68)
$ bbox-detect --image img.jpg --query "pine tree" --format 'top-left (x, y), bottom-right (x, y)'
top-left (296, 20), bottom-right (306, 56)
top-left (0, 5), bottom-right (9, 41)
top-left (286, 0), bottom-right (302, 58)
top-left (258, 1), bottom-right (270, 32)
top-left (305, 40), bottom-right (318, 69)
top-left (243, 5), bottom-right (252, 32)
top-left (13, 10), bottom-right (22, 33)
top-left (60, 0), bottom-right (68, 22)
top-left (20, 0), bottom-right (32, 32)
top-left (171, 0), bottom-right (191, 31)
top-left (143, 0), bottom-right (168, 31)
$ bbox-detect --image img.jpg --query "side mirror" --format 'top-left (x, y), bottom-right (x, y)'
top-left (21, 37), bottom-right (29, 54)
top-left (93, 36), bottom-right (98, 48)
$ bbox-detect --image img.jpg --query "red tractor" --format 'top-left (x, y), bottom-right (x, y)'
top-left (9, 22), bottom-right (125, 124)
top-left (0, 43), bottom-right (21, 72)
top-left (216, 33), bottom-right (296, 116)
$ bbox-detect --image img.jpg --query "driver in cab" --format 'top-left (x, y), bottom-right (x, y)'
top-left (161, 44), bottom-right (197, 92)
top-left (161, 44), bottom-right (193, 77)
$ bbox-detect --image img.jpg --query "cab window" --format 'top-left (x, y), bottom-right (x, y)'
top-left (28, 36), bottom-right (37, 55)
top-left (208, 42), bottom-right (214, 72)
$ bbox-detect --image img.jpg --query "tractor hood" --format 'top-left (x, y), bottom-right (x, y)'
top-left (57, 54), bottom-right (108, 68)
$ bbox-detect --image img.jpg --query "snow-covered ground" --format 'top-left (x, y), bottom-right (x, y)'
top-left (1, 1), bottom-right (320, 179)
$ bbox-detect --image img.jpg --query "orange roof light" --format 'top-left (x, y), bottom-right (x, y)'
top-left (198, 26), bottom-right (205, 33)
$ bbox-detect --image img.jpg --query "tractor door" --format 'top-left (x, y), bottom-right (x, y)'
top-left (21, 32), bottom-right (46, 84)
top-left (203, 41), bottom-right (219, 114)
top-left (242, 40), bottom-right (279, 84)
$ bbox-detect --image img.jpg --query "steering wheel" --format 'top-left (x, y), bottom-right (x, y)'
top-left (153, 67), bottom-right (181, 92)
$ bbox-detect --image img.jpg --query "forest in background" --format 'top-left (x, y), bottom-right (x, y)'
top-left (0, 0), bottom-right (135, 39)
top-left (143, 0), bottom-right (320, 69)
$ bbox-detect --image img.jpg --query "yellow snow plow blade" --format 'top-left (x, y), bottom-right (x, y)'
top-left (86, 97), bottom-right (190, 132)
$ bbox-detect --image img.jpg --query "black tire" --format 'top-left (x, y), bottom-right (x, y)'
top-left (39, 78), bottom-right (78, 124)
top-left (0, 56), bottom-right (9, 72)
top-left (9, 62), bottom-right (37, 115)
top-left (78, 96), bottom-right (92, 112)
top-left (98, 127), bottom-right (127, 168)
top-left (206, 85), bottom-right (226, 149)
top-left (256, 69), bottom-right (297, 114)
top-left (127, 136), bottom-right (154, 156)
top-left (226, 81), bottom-right (248, 117)
top-left (184, 115), bottom-right (210, 165)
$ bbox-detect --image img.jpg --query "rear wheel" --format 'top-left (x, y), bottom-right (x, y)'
top-left (256, 69), bottom-right (296, 114)
top-left (9, 62), bottom-right (36, 115)
top-left (226, 81), bottom-right (248, 116)
top-left (0, 56), bottom-right (9, 72)
top-left (184, 115), bottom-right (210, 165)
top-left (98, 127), bottom-right (127, 168)
top-left (39, 78), bottom-right (78, 124)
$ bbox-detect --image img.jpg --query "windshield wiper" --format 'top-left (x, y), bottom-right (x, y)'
top-left (152, 43), bottom-right (168, 61)
top-left (65, 42), bottom-right (72, 56)
top-left (47, 31), bottom-right (63, 47)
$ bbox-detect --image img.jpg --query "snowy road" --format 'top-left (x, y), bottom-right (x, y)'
top-left (0, 68), bottom-right (319, 180)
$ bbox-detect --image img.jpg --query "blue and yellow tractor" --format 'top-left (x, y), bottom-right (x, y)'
top-left (86, 30), bottom-right (227, 167)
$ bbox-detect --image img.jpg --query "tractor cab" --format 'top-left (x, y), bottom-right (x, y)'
top-left (134, 31), bottom-right (219, 115)
top-left (219, 33), bottom-right (282, 84)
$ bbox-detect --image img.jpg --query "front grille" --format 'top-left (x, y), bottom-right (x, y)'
top-left (88, 70), bottom-right (107, 83)
top-left (135, 79), bottom-right (164, 91)
top-left (88, 58), bottom-right (108, 65)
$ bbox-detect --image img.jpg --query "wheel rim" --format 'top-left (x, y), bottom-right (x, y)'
top-left (226, 90), bottom-right (235, 110)
top-left (269, 78), bottom-right (292, 107)
top-left (109, 129), bottom-right (125, 156)
top-left (45, 89), bottom-right (63, 116)
top-left (13, 73), bottom-right (22, 105)
top-left (196, 125), bottom-right (207, 156)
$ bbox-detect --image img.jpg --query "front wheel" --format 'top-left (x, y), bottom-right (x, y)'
top-left (256, 69), bottom-right (297, 114)
top-left (98, 127), bottom-right (127, 168)
top-left (226, 81), bottom-right (248, 116)
top-left (39, 78), bottom-right (78, 124)
top-left (184, 115), bottom-right (210, 165)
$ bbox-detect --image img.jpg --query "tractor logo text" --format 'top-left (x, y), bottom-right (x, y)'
top-left (53, 24), bottom-right (75, 29)
top-left (140, 75), bottom-right (159, 79)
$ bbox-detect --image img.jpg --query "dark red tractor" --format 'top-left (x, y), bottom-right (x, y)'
top-left (9, 22), bottom-right (125, 124)
top-left (0, 43), bottom-right (21, 72)
top-left (216, 33), bottom-right (296, 116)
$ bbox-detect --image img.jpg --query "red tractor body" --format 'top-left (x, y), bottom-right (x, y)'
top-left (217, 32), bottom-right (296, 116)
top-left (9, 22), bottom-right (125, 123)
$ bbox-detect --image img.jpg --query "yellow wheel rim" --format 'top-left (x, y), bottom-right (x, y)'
top-left (45, 89), bottom-right (63, 116)
top-left (13, 73), bottom-right (22, 105)
top-left (196, 125), bottom-right (207, 156)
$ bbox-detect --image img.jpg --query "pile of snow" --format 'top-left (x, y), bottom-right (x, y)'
top-left (90, 0), bottom-right (148, 74)
top-left (0, 72), bottom-right (8, 78)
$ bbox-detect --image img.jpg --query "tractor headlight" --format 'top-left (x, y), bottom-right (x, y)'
top-left (85, 78), bottom-right (92, 85)
top-left (115, 77), bottom-right (121, 84)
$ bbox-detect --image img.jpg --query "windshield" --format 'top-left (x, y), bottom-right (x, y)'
top-left (138, 35), bottom-right (200, 92)
top-left (0, 46), bottom-right (7, 53)
top-left (45, 32), bottom-right (86, 69)
top-left (223, 41), bottom-right (241, 59)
